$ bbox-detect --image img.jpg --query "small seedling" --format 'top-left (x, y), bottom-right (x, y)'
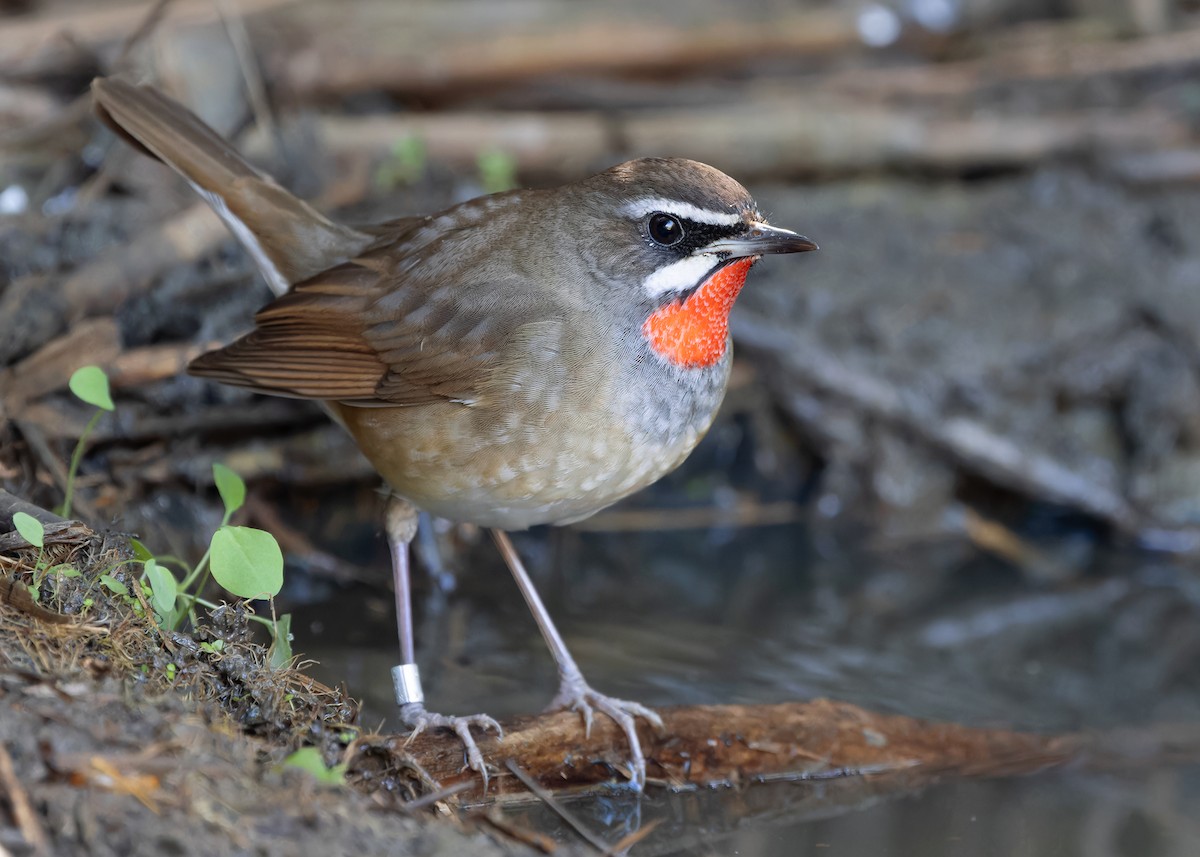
top-left (12, 512), bottom-right (47, 596)
top-left (374, 135), bottom-right (428, 190)
top-left (477, 148), bottom-right (517, 194)
top-left (12, 511), bottom-right (44, 550)
top-left (282, 746), bottom-right (346, 787)
top-left (210, 525), bottom-right (284, 601)
top-left (268, 612), bottom-right (293, 670)
top-left (99, 574), bottom-right (130, 597)
top-left (136, 463), bottom-right (293, 668)
top-left (60, 365), bottom-right (115, 518)
top-left (143, 558), bottom-right (181, 628)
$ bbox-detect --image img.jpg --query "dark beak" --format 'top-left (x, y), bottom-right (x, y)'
top-left (706, 222), bottom-right (818, 257)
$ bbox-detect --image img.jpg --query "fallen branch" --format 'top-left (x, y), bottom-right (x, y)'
top-left (244, 100), bottom-right (1184, 182)
top-left (731, 314), bottom-right (1200, 547)
top-left (263, 5), bottom-right (857, 100)
top-left (0, 203), bottom-right (228, 366)
top-left (828, 22), bottom-right (1200, 102)
top-left (363, 700), bottom-right (1078, 803)
top-left (0, 0), bottom-right (297, 80)
top-left (0, 743), bottom-right (50, 856)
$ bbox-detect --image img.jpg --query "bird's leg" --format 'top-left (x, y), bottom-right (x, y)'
top-left (387, 496), bottom-right (502, 786)
top-left (490, 529), bottom-right (664, 789)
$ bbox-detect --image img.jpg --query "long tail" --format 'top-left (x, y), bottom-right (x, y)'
top-left (91, 77), bottom-right (371, 296)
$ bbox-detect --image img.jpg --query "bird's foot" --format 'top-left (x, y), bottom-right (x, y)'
top-left (399, 702), bottom-right (503, 789)
top-left (548, 668), bottom-right (664, 789)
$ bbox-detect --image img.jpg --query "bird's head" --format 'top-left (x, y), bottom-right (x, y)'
top-left (575, 158), bottom-right (817, 369)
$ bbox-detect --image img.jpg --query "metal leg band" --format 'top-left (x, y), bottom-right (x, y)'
top-left (392, 663), bottom-right (424, 706)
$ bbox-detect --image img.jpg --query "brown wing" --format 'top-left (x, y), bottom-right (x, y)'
top-left (188, 239), bottom-right (552, 407)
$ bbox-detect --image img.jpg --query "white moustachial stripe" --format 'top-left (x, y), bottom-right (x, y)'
top-left (622, 198), bottom-right (743, 227)
top-left (642, 253), bottom-right (718, 298)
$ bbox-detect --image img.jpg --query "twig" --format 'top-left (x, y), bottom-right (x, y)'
top-left (0, 575), bottom-right (73, 625)
top-left (608, 819), bottom-right (662, 855)
top-left (0, 743), bottom-right (50, 856)
top-left (213, 0), bottom-right (277, 142)
top-left (503, 759), bottom-right (613, 855)
top-left (399, 779), bottom-right (472, 812)
top-left (478, 812), bottom-right (558, 853)
top-left (112, 0), bottom-right (176, 67)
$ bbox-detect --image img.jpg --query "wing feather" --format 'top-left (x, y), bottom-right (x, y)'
top-left (188, 237), bottom-right (554, 408)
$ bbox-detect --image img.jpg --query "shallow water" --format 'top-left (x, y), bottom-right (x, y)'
top-left (287, 474), bottom-right (1200, 855)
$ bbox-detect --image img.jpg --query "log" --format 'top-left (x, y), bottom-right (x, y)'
top-left (263, 3), bottom-right (858, 101)
top-left (244, 100), bottom-right (1185, 182)
top-left (367, 700), bottom-right (1078, 804)
top-left (827, 22), bottom-right (1200, 102)
top-left (0, 0), bottom-right (298, 80)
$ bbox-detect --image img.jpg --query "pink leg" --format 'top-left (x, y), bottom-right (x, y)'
top-left (386, 496), bottom-right (501, 786)
top-left (491, 529), bottom-right (663, 789)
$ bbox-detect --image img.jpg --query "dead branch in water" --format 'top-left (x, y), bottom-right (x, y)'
top-left (359, 700), bottom-right (1080, 804)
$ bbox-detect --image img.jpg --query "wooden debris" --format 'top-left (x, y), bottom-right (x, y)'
top-left (0, 0), bottom-right (297, 80)
top-left (243, 100), bottom-right (1185, 181)
top-left (0, 744), bottom-right (49, 856)
top-left (730, 314), bottom-right (1200, 546)
top-left (0, 203), bottom-right (228, 366)
top-left (373, 700), bottom-right (1078, 803)
top-left (0, 318), bottom-right (121, 411)
top-left (262, 4), bottom-right (858, 100)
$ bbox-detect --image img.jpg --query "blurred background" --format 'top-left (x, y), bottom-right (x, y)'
top-left (2, 0), bottom-right (1200, 854)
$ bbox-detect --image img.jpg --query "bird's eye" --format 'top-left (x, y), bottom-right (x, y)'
top-left (647, 213), bottom-right (684, 247)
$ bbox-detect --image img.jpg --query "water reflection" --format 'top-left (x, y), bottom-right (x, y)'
top-left (286, 426), bottom-right (1200, 854)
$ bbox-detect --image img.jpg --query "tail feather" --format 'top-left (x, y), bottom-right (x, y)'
top-left (91, 77), bottom-right (371, 295)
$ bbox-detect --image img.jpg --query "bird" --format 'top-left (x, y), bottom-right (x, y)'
top-left (91, 76), bottom-right (817, 789)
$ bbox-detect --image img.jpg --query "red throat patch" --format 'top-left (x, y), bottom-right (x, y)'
top-left (642, 257), bottom-right (755, 368)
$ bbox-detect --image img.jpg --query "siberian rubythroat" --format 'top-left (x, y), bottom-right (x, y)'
top-left (92, 77), bottom-right (817, 788)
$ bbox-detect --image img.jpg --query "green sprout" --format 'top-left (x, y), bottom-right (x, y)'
top-left (374, 135), bottom-right (428, 191)
top-left (59, 365), bottom-right (115, 518)
top-left (136, 463), bottom-right (292, 665)
top-left (282, 747), bottom-right (346, 787)
top-left (476, 148), bottom-right (517, 194)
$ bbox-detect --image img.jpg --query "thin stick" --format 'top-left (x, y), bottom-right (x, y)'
top-left (213, 0), bottom-right (278, 142)
top-left (503, 759), bottom-right (613, 855)
top-left (400, 779), bottom-right (472, 812)
top-left (0, 744), bottom-right (50, 855)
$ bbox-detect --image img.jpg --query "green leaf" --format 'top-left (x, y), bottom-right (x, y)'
top-left (68, 365), bottom-right (114, 411)
top-left (282, 747), bottom-right (345, 786)
top-left (477, 148), bottom-right (517, 194)
top-left (130, 539), bottom-right (154, 562)
top-left (12, 511), bottom-right (44, 549)
top-left (99, 574), bottom-right (129, 597)
top-left (210, 526), bottom-right (283, 600)
top-left (143, 559), bottom-right (178, 624)
top-left (269, 613), bottom-right (293, 670)
top-left (212, 463), bottom-right (246, 519)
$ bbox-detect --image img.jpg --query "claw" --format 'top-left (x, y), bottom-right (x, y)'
top-left (400, 702), bottom-right (503, 791)
top-left (548, 669), bottom-right (661, 789)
